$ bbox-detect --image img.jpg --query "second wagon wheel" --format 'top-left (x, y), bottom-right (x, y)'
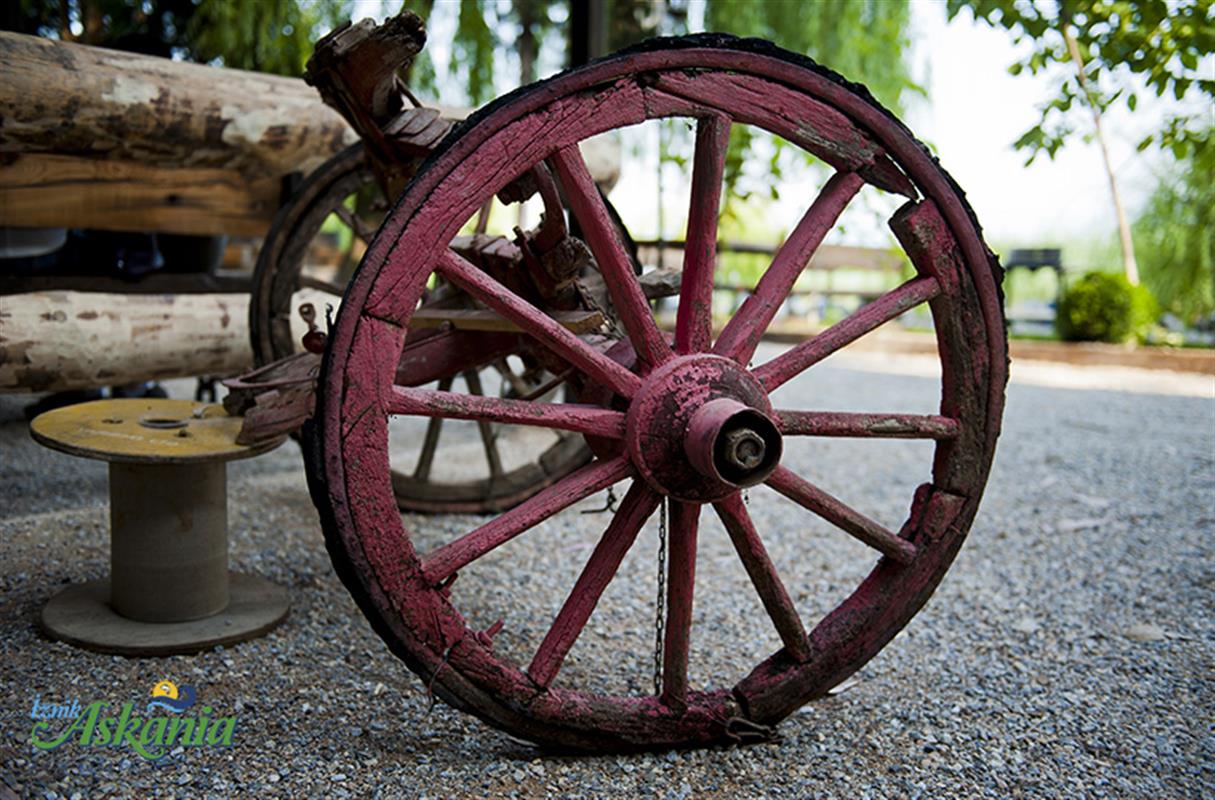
top-left (308, 35), bottom-right (1008, 751)
top-left (249, 143), bottom-right (593, 513)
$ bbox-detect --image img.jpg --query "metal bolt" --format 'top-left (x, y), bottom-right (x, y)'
top-left (723, 428), bottom-right (766, 471)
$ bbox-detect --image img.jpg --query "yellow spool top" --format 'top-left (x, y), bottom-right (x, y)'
top-left (30, 398), bottom-right (284, 464)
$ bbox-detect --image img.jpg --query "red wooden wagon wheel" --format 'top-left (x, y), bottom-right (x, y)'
top-left (250, 143), bottom-right (593, 513)
top-left (307, 36), bottom-right (1007, 751)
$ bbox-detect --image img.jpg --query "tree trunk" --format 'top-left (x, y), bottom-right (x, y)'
top-left (518, 0), bottom-right (538, 85)
top-left (1062, 25), bottom-right (1140, 285)
top-left (517, 1), bottom-right (538, 229)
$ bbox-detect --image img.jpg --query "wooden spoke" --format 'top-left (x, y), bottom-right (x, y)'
top-left (436, 249), bottom-right (642, 398)
top-left (493, 359), bottom-right (532, 397)
top-left (660, 500), bottom-right (701, 708)
top-left (529, 481), bottom-right (661, 688)
top-left (675, 115), bottom-right (731, 355)
top-left (714, 171), bottom-right (865, 365)
top-left (462, 370), bottom-right (504, 479)
top-left (518, 367), bottom-right (576, 402)
top-left (386, 385), bottom-right (626, 439)
top-left (474, 197), bottom-right (492, 235)
top-left (713, 494), bottom-right (811, 661)
top-left (777, 411), bottom-right (960, 440)
top-left (421, 457), bottom-right (634, 584)
top-left (412, 376), bottom-right (452, 481)
top-left (479, 421), bottom-right (503, 478)
top-left (334, 202), bottom-right (376, 242)
top-left (550, 145), bottom-right (673, 371)
top-left (766, 466), bottom-right (916, 564)
top-left (297, 274), bottom-right (346, 296)
top-left (754, 275), bottom-right (941, 391)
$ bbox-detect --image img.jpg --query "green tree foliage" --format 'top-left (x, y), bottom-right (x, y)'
top-left (4, 0), bottom-right (197, 57)
top-left (451, 0), bottom-right (499, 106)
top-left (421, 0), bottom-right (567, 105)
top-left (189, 0), bottom-right (349, 75)
top-left (948, 1), bottom-right (1213, 288)
top-left (3, 0), bottom-right (350, 76)
top-left (706, 0), bottom-right (919, 113)
top-left (1133, 142), bottom-right (1215, 324)
top-left (419, 0), bottom-right (920, 218)
top-left (701, 0), bottom-right (920, 216)
top-left (947, 0), bottom-right (1215, 163)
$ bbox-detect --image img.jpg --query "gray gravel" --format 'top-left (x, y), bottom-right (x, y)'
top-left (1, 345), bottom-right (1212, 799)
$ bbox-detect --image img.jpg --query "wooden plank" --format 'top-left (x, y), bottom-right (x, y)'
top-left (409, 307), bottom-right (604, 334)
top-left (809, 244), bottom-right (906, 272)
top-left (0, 153), bottom-right (280, 237)
top-left (636, 241), bottom-right (906, 272)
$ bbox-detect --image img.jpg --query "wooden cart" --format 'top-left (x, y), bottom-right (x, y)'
top-left (6, 13), bottom-right (1009, 752)
top-left (275, 16), bottom-right (1009, 751)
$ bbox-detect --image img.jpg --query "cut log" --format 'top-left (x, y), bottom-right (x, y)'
top-left (0, 31), bottom-right (360, 178)
top-left (0, 291), bottom-right (253, 393)
top-left (0, 31), bottom-right (619, 238)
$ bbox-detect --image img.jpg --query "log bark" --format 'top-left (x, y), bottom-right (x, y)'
top-left (0, 291), bottom-right (253, 393)
top-left (0, 31), bottom-right (360, 178)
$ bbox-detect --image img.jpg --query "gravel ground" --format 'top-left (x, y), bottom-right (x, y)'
top-left (1, 344), bottom-right (1212, 799)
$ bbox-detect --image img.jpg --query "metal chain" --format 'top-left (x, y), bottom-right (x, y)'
top-left (652, 497), bottom-right (668, 697)
top-left (580, 485), bottom-right (618, 515)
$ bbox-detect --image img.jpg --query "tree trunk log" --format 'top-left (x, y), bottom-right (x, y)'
top-left (0, 31), bottom-right (363, 177)
top-left (0, 291), bottom-right (253, 393)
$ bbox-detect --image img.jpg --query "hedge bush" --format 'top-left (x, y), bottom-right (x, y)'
top-left (1056, 271), bottom-right (1159, 343)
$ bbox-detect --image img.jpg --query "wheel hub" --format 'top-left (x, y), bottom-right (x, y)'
top-left (626, 355), bottom-right (781, 502)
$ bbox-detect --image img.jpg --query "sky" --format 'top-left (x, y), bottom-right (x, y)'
top-left (355, 0), bottom-right (1201, 258)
